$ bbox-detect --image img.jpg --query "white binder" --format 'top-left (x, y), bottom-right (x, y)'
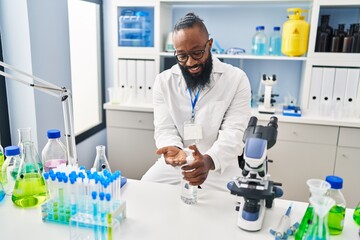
top-left (118, 59), bottom-right (128, 89)
top-left (333, 68), bottom-right (348, 106)
top-left (320, 68), bottom-right (335, 116)
top-left (308, 67), bottom-right (323, 113)
top-left (145, 60), bottom-right (156, 104)
top-left (343, 68), bottom-right (360, 117)
top-left (136, 60), bottom-right (146, 103)
top-left (127, 59), bottom-right (137, 104)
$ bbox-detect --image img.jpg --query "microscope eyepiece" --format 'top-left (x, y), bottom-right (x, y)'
top-left (248, 116), bottom-right (258, 128)
top-left (267, 116), bottom-right (278, 129)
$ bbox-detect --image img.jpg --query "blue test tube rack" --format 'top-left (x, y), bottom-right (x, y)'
top-left (41, 165), bottom-right (127, 237)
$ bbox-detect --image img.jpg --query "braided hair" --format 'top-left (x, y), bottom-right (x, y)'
top-left (173, 13), bottom-right (209, 38)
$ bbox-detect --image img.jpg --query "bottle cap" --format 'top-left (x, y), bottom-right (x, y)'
top-left (256, 26), bottom-right (265, 31)
top-left (274, 26), bottom-right (280, 31)
top-left (5, 146), bottom-right (20, 156)
top-left (47, 129), bottom-right (61, 139)
top-left (325, 175), bottom-right (343, 189)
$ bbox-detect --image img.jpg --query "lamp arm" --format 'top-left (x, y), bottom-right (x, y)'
top-left (0, 60), bottom-right (78, 166)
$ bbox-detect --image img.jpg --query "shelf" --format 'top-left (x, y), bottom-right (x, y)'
top-left (117, 47), bottom-right (157, 59)
top-left (159, 52), bottom-right (307, 61)
top-left (160, 0), bottom-right (311, 5)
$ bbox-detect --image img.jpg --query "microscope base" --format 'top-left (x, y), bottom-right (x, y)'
top-left (258, 105), bottom-right (275, 114)
top-left (237, 199), bottom-right (266, 232)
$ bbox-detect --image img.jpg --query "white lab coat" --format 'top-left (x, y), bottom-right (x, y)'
top-left (141, 56), bottom-right (252, 191)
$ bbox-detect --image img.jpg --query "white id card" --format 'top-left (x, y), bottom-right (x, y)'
top-left (184, 122), bottom-right (203, 140)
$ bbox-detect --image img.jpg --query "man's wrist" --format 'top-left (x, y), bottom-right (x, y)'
top-left (203, 154), bottom-right (215, 170)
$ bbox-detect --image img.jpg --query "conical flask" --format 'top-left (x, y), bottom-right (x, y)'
top-left (12, 135), bottom-right (49, 207)
top-left (18, 128), bottom-right (43, 172)
top-left (93, 145), bottom-right (111, 173)
top-left (303, 196), bottom-right (335, 240)
top-left (295, 179), bottom-right (331, 240)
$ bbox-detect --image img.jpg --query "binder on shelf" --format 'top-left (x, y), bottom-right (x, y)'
top-left (127, 59), bottom-right (137, 104)
top-left (343, 68), bottom-right (360, 117)
top-left (333, 68), bottom-right (347, 107)
top-left (320, 67), bottom-right (335, 116)
top-left (118, 59), bottom-right (128, 89)
top-left (136, 60), bottom-right (146, 102)
top-left (308, 67), bottom-right (323, 113)
top-left (145, 60), bottom-right (156, 103)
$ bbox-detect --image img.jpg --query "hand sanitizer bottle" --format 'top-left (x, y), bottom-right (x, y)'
top-left (180, 148), bottom-right (197, 205)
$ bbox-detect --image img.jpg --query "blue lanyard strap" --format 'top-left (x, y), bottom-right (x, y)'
top-left (188, 88), bottom-right (201, 121)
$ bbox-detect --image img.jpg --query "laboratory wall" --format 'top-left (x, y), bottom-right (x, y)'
top-left (0, 0), bottom-right (107, 166)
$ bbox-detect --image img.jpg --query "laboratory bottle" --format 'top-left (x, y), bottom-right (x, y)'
top-left (180, 148), bottom-right (197, 205)
top-left (42, 129), bottom-right (68, 172)
top-left (330, 24), bottom-right (346, 52)
top-left (268, 26), bottom-right (282, 56)
top-left (294, 179), bottom-right (331, 240)
top-left (325, 175), bottom-right (346, 235)
top-left (0, 144), bottom-right (4, 183)
top-left (281, 8), bottom-right (310, 57)
top-left (342, 24), bottom-right (355, 53)
top-left (12, 137), bottom-right (49, 207)
top-left (351, 23), bottom-right (360, 53)
top-left (0, 182), bottom-right (4, 202)
top-left (18, 128), bottom-right (43, 172)
top-left (2, 146), bottom-right (22, 195)
top-left (252, 26), bottom-right (267, 55)
top-left (354, 201), bottom-right (360, 226)
top-left (93, 145), bottom-right (112, 173)
top-left (315, 15), bottom-right (333, 52)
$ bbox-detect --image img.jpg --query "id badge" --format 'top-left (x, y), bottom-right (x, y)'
top-left (184, 122), bottom-right (203, 140)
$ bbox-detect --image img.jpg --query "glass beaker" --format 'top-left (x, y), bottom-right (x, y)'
top-left (303, 196), bottom-right (335, 240)
top-left (12, 138), bottom-right (49, 207)
top-left (354, 201), bottom-right (360, 226)
top-left (93, 145), bottom-right (112, 173)
top-left (18, 128), bottom-right (43, 172)
top-left (295, 179), bottom-right (331, 240)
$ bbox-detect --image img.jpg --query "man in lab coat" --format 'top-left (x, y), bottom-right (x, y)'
top-left (141, 13), bottom-right (252, 191)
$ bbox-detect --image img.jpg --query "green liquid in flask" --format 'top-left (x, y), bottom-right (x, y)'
top-left (12, 172), bottom-right (48, 207)
top-left (295, 206), bottom-right (314, 240)
top-left (328, 205), bottom-right (345, 235)
top-left (353, 206), bottom-right (360, 226)
top-left (0, 153), bottom-right (4, 183)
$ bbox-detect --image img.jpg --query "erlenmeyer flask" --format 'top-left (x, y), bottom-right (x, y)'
top-left (18, 128), bottom-right (43, 172)
top-left (12, 138), bottom-right (49, 207)
top-left (93, 145), bottom-right (111, 173)
top-left (0, 182), bottom-right (5, 202)
top-left (295, 179), bottom-right (331, 240)
top-left (303, 196), bottom-right (335, 240)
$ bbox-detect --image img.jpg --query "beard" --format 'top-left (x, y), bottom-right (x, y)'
top-left (179, 53), bottom-right (213, 91)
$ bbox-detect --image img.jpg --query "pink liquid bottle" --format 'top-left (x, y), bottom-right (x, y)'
top-left (42, 129), bottom-right (68, 172)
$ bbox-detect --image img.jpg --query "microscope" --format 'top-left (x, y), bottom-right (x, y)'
top-left (228, 116), bottom-right (283, 232)
top-left (258, 74), bottom-right (278, 114)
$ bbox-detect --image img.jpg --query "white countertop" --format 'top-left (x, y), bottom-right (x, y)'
top-left (0, 179), bottom-right (358, 240)
top-left (104, 102), bottom-right (360, 128)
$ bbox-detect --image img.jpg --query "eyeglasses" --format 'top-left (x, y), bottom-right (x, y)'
top-left (174, 40), bottom-right (209, 63)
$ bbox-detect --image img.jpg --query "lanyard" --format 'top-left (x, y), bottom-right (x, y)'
top-left (188, 88), bottom-right (201, 122)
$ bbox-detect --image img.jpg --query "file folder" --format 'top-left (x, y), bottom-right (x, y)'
top-left (136, 60), bottom-right (146, 102)
top-left (333, 68), bottom-right (347, 107)
top-left (118, 59), bottom-right (128, 89)
top-left (308, 67), bottom-right (323, 113)
top-left (127, 59), bottom-right (137, 104)
top-left (320, 68), bottom-right (335, 116)
top-left (145, 60), bottom-right (156, 104)
top-left (343, 68), bottom-right (360, 117)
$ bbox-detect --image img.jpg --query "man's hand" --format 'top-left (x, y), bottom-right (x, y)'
top-left (181, 145), bottom-right (215, 186)
top-left (156, 146), bottom-right (187, 167)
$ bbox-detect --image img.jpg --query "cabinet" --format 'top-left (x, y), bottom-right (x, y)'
top-left (258, 121), bottom-right (338, 203)
top-left (334, 127), bottom-right (360, 208)
top-left (105, 105), bottom-right (158, 180)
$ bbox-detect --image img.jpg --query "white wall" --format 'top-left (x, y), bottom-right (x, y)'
top-left (0, 0), bottom-right (107, 167)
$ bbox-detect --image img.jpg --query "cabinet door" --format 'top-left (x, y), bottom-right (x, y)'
top-left (107, 127), bottom-right (158, 180)
top-left (334, 147), bottom-right (360, 209)
top-left (268, 141), bottom-right (336, 202)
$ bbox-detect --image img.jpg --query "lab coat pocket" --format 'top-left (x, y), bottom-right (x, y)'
top-left (199, 101), bottom-right (226, 129)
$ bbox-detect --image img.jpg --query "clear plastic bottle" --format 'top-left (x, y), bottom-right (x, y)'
top-left (325, 175), bottom-right (346, 235)
top-left (2, 146), bottom-right (22, 195)
top-left (252, 26), bottom-right (267, 55)
top-left (180, 148), bottom-right (197, 205)
top-left (268, 26), bottom-right (282, 56)
top-left (93, 145), bottom-right (112, 173)
top-left (42, 129), bottom-right (68, 172)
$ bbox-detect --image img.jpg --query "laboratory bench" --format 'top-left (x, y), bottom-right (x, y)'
top-left (0, 179), bottom-right (359, 240)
